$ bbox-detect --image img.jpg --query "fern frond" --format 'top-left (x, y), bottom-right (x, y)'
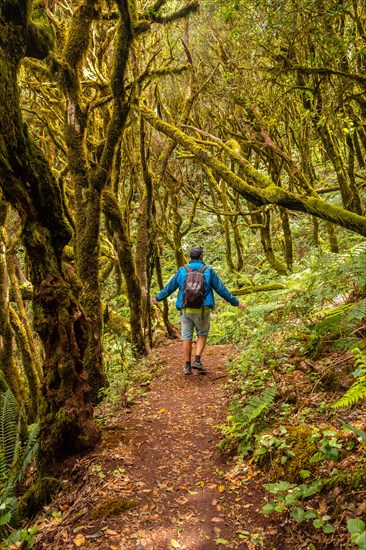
top-left (350, 246), bottom-right (366, 287)
top-left (241, 385), bottom-right (278, 425)
top-left (353, 347), bottom-right (366, 370)
top-left (15, 423), bottom-right (39, 484)
top-left (331, 348), bottom-right (366, 409)
top-left (0, 390), bottom-right (21, 472)
top-left (343, 298), bottom-right (366, 333)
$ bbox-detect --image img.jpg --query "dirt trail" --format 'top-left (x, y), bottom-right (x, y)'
top-left (35, 342), bottom-right (287, 549)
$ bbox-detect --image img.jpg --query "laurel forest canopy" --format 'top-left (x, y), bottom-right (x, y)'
top-left (0, 0), bottom-right (366, 544)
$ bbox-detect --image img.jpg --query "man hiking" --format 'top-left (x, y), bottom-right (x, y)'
top-left (151, 246), bottom-right (245, 375)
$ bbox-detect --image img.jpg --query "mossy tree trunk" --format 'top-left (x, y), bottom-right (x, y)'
top-left (8, 252), bottom-right (43, 382)
top-left (103, 190), bottom-right (146, 356)
top-left (60, 0), bottom-right (106, 403)
top-left (0, 202), bottom-right (27, 408)
top-left (279, 207), bottom-right (293, 271)
top-left (154, 251), bottom-right (179, 339)
top-left (296, 72), bottom-right (362, 215)
top-left (135, 118), bottom-right (155, 350)
top-left (220, 179), bottom-right (235, 272)
top-left (0, 0), bottom-right (100, 482)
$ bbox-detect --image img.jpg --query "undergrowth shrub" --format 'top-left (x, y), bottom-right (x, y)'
top-left (218, 243), bottom-right (366, 548)
top-left (0, 390), bottom-right (39, 546)
top-left (219, 385), bottom-right (278, 455)
top-left (331, 347), bottom-right (366, 410)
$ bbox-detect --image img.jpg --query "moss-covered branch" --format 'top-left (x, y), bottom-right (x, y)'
top-left (139, 104), bottom-right (366, 237)
top-left (136, 0), bottom-right (199, 33)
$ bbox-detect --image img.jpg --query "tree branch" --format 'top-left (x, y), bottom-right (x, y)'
top-left (139, 103), bottom-right (366, 237)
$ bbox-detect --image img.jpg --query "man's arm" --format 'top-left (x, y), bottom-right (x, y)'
top-left (211, 269), bottom-right (245, 309)
top-left (152, 269), bottom-right (181, 304)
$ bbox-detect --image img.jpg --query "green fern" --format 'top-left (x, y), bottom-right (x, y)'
top-left (350, 244), bottom-right (366, 288)
top-left (343, 299), bottom-right (366, 334)
top-left (239, 385), bottom-right (278, 425)
top-left (219, 385), bottom-right (277, 455)
top-left (0, 389), bottom-right (39, 536)
top-left (15, 423), bottom-right (39, 484)
top-left (0, 390), bottom-right (23, 480)
top-left (331, 348), bottom-right (366, 409)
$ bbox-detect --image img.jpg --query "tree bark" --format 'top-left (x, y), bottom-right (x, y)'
top-left (0, 0), bottom-right (100, 483)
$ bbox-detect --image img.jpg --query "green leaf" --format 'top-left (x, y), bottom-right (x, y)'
top-left (310, 451), bottom-right (323, 463)
top-left (313, 519), bottom-right (324, 528)
top-left (299, 481), bottom-right (322, 498)
top-left (0, 511), bottom-right (12, 525)
top-left (215, 538), bottom-right (230, 545)
top-left (304, 510), bottom-right (318, 520)
top-left (347, 518), bottom-right (366, 534)
top-left (263, 481), bottom-right (295, 493)
top-left (291, 508), bottom-right (304, 522)
top-left (261, 502), bottom-right (276, 515)
top-left (354, 531), bottom-right (366, 549)
top-left (322, 523), bottom-right (334, 534)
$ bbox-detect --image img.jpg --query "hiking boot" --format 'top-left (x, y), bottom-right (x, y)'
top-left (192, 360), bottom-right (208, 374)
top-left (183, 365), bottom-right (192, 375)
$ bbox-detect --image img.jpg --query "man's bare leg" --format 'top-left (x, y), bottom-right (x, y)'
top-left (196, 336), bottom-right (207, 358)
top-left (183, 339), bottom-right (193, 363)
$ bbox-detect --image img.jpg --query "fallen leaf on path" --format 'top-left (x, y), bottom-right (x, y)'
top-left (215, 539), bottom-right (229, 546)
top-left (73, 534), bottom-right (85, 547)
top-left (175, 496), bottom-right (188, 505)
top-left (170, 539), bottom-right (181, 549)
top-left (211, 517), bottom-right (224, 523)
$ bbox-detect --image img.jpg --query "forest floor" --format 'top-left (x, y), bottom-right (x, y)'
top-left (33, 341), bottom-right (290, 550)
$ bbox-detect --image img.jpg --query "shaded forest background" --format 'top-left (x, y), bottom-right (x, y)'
top-left (1, 0), bottom-right (366, 547)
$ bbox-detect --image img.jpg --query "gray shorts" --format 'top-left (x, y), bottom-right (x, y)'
top-left (181, 309), bottom-right (211, 340)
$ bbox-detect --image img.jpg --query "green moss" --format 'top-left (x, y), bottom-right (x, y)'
top-left (269, 425), bottom-right (318, 483)
top-left (26, 2), bottom-right (56, 59)
top-left (90, 497), bottom-right (137, 519)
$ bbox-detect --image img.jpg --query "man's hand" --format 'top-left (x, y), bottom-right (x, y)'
top-left (237, 303), bottom-right (245, 311)
top-left (151, 297), bottom-right (158, 306)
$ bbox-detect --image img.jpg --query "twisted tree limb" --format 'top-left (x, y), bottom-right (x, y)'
top-left (139, 103), bottom-right (366, 237)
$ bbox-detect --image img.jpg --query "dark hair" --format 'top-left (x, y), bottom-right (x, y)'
top-left (189, 246), bottom-right (204, 258)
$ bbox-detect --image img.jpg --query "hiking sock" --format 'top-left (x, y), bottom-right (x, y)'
top-left (185, 361), bottom-right (191, 369)
top-left (194, 355), bottom-right (201, 364)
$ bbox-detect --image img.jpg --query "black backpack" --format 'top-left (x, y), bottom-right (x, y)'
top-left (182, 265), bottom-right (208, 308)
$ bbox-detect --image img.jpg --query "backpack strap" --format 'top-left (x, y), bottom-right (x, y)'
top-left (185, 265), bottom-right (207, 273)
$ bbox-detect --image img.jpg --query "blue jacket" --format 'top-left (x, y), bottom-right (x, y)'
top-left (155, 259), bottom-right (239, 310)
